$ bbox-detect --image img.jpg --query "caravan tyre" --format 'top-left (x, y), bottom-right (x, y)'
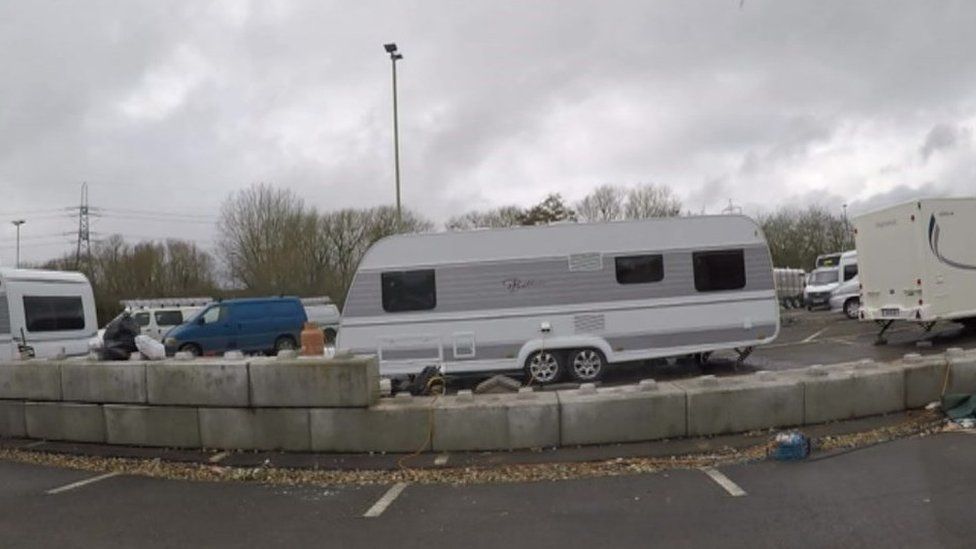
top-left (525, 350), bottom-right (563, 384)
top-left (568, 349), bottom-right (606, 382)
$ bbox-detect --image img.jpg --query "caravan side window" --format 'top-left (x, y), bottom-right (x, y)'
top-left (23, 296), bottom-right (86, 332)
top-left (692, 249), bottom-right (746, 291)
top-left (381, 270), bottom-right (436, 312)
top-left (615, 255), bottom-right (664, 284)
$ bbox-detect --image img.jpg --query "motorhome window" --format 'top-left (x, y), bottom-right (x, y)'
top-left (154, 310), bottom-right (183, 326)
top-left (382, 270), bottom-right (436, 312)
top-left (23, 296), bottom-right (85, 332)
top-left (615, 255), bottom-right (664, 284)
top-left (843, 264), bottom-right (858, 281)
top-left (133, 312), bottom-right (150, 327)
top-left (692, 250), bottom-right (746, 291)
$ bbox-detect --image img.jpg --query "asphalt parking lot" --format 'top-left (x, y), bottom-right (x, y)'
top-left (589, 310), bottom-right (976, 388)
top-left (1, 431), bottom-right (974, 548)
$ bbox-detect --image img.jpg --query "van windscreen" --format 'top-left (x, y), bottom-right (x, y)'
top-left (23, 296), bottom-right (86, 332)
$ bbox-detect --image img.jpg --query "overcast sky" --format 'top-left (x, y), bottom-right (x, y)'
top-left (2, 0), bottom-right (975, 265)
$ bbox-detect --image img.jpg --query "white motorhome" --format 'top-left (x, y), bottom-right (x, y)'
top-left (0, 268), bottom-right (98, 360)
top-left (804, 250), bottom-right (857, 310)
top-left (338, 216), bottom-right (780, 383)
top-left (854, 198), bottom-right (976, 342)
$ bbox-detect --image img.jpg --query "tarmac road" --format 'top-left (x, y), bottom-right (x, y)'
top-left (1, 431), bottom-right (974, 548)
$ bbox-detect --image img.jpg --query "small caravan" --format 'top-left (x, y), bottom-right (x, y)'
top-left (854, 198), bottom-right (976, 341)
top-left (338, 215), bottom-right (780, 383)
top-left (0, 268), bottom-right (98, 360)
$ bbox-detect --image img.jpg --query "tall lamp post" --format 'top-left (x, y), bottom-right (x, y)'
top-left (383, 42), bottom-right (404, 226)
top-left (11, 219), bottom-right (25, 268)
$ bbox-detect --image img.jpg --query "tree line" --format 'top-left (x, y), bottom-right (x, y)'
top-left (41, 182), bottom-right (851, 324)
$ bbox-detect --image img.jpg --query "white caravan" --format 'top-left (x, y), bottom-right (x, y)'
top-left (853, 198), bottom-right (976, 342)
top-left (338, 216), bottom-right (780, 383)
top-left (0, 268), bottom-right (98, 360)
top-left (803, 250), bottom-right (857, 310)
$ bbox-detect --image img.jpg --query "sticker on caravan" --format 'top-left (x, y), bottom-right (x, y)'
top-left (928, 214), bottom-right (976, 270)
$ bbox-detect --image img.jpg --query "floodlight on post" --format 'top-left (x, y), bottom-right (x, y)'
top-left (383, 42), bottom-right (404, 227)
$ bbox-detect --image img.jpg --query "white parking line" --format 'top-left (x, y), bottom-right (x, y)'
top-left (363, 482), bottom-right (409, 518)
top-left (700, 467), bottom-right (747, 497)
top-left (208, 451), bottom-right (230, 463)
top-left (46, 472), bottom-right (120, 495)
top-left (801, 327), bottom-right (828, 343)
top-left (434, 454), bottom-right (449, 466)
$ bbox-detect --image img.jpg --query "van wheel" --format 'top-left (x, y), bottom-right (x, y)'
top-left (274, 336), bottom-right (297, 352)
top-left (844, 298), bottom-right (860, 320)
top-left (525, 350), bottom-right (563, 384)
top-left (568, 349), bottom-right (606, 382)
top-left (178, 343), bottom-right (201, 357)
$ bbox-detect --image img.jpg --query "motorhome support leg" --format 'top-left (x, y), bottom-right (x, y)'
top-left (733, 347), bottom-right (753, 370)
top-left (874, 320), bottom-right (895, 345)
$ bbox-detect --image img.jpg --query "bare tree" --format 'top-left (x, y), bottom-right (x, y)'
top-left (576, 185), bottom-right (625, 223)
top-left (446, 206), bottom-right (525, 231)
top-left (758, 205), bottom-right (854, 270)
top-left (624, 184), bottom-right (682, 219)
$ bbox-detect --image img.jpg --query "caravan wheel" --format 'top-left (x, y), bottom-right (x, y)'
top-left (525, 350), bottom-right (563, 384)
top-left (568, 349), bottom-right (606, 382)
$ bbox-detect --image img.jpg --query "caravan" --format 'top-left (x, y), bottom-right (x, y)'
top-left (0, 268), bottom-right (98, 360)
top-left (338, 216), bottom-right (780, 383)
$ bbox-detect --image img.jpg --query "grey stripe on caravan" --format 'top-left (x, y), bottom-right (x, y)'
top-left (342, 292), bottom-right (775, 328)
top-left (0, 278), bottom-right (88, 285)
top-left (359, 324), bottom-right (779, 362)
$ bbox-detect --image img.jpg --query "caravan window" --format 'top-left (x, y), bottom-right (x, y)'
top-left (382, 270), bottom-right (436, 312)
top-left (693, 249), bottom-right (746, 291)
top-left (615, 255), bottom-right (664, 284)
top-left (23, 296), bottom-right (86, 332)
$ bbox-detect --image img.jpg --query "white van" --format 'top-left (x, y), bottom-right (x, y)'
top-left (338, 215), bottom-right (780, 383)
top-left (0, 268), bottom-right (98, 360)
top-left (854, 198), bottom-right (976, 342)
top-left (804, 250), bottom-right (857, 310)
top-left (301, 297), bottom-right (341, 343)
top-left (121, 298), bottom-right (212, 341)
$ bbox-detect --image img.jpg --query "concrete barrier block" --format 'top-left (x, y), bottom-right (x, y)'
top-left (310, 396), bottom-right (435, 453)
top-left (0, 400), bottom-right (26, 437)
top-left (147, 362), bottom-right (249, 407)
top-left (0, 362), bottom-right (61, 400)
top-left (900, 354), bottom-right (949, 409)
top-left (61, 362), bottom-right (147, 404)
top-left (945, 351), bottom-right (976, 395)
top-left (677, 373), bottom-right (803, 436)
top-left (199, 408), bottom-right (310, 451)
top-left (25, 401), bottom-right (105, 442)
top-left (803, 363), bottom-right (905, 424)
top-left (432, 392), bottom-right (560, 451)
top-left (104, 405), bottom-right (200, 447)
top-left (249, 355), bottom-right (379, 407)
top-left (558, 382), bottom-right (686, 445)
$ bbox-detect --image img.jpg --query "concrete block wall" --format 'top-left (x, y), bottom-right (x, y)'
top-left (0, 349), bottom-right (972, 453)
top-left (558, 381), bottom-right (686, 445)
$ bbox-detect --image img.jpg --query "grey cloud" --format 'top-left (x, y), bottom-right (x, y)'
top-left (919, 123), bottom-right (970, 161)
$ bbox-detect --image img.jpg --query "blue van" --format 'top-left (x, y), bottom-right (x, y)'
top-left (163, 297), bottom-right (307, 356)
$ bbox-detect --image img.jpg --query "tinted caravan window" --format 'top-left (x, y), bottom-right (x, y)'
top-left (23, 296), bottom-right (86, 332)
top-left (693, 249), bottom-right (746, 291)
top-left (382, 270), bottom-right (436, 312)
top-left (615, 255), bottom-right (664, 284)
